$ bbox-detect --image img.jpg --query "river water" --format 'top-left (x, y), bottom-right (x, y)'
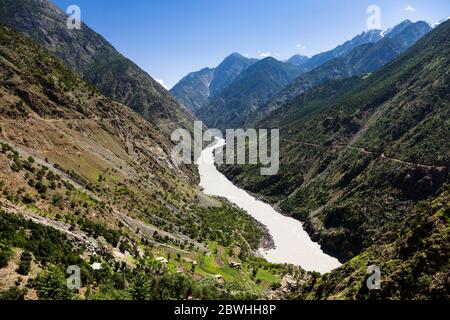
top-left (197, 138), bottom-right (341, 274)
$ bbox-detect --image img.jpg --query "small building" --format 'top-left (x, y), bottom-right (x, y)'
top-left (229, 261), bottom-right (242, 269)
top-left (155, 257), bottom-right (168, 264)
top-left (184, 257), bottom-right (198, 265)
top-left (214, 274), bottom-right (224, 284)
top-left (91, 262), bottom-right (102, 270)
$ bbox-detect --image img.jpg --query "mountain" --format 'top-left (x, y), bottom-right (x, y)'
top-left (219, 17), bottom-right (450, 294)
top-left (196, 57), bottom-right (303, 129)
top-left (209, 53), bottom-right (258, 97)
top-left (297, 29), bottom-right (384, 73)
top-left (286, 54), bottom-right (309, 66)
top-left (171, 52), bottom-right (257, 112)
top-left (0, 0), bottom-right (194, 133)
top-left (259, 20), bottom-right (432, 118)
top-left (170, 68), bottom-right (214, 112)
top-left (382, 20), bottom-right (432, 50)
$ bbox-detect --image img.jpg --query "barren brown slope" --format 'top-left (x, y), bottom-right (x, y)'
top-left (0, 22), bottom-right (203, 247)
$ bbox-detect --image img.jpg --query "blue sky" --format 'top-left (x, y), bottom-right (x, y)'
top-left (52, 0), bottom-right (450, 89)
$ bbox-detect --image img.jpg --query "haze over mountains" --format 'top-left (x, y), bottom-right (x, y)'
top-left (286, 55), bottom-right (309, 66)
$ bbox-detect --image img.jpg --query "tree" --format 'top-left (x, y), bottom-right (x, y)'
top-left (0, 243), bottom-right (12, 268)
top-left (17, 251), bottom-right (32, 275)
top-left (31, 266), bottom-right (74, 300)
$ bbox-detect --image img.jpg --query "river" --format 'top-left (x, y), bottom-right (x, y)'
top-left (197, 138), bottom-right (341, 274)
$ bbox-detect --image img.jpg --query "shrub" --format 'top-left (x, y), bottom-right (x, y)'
top-left (0, 243), bottom-right (13, 268)
top-left (17, 251), bottom-right (32, 275)
top-left (31, 266), bottom-right (74, 300)
top-left (52, 193), bottom-right (63, 206)
top-left (22, 193), bottom-right (34, 204)
top-left (0, 287), bottom-right (27, 300)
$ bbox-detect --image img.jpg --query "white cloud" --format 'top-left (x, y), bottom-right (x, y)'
top-left (296, 43), bottom-right (306, 51)
top-left (406, 5), bottom-right (416, 12)
top-left (432, 17), bottom-right (450, 28)
top-left (155, 79), bottom-right (168, 89)
top-left (244, 53), bottom-right (250, 58)
top-left (259, 51), bottom-right (273, 58)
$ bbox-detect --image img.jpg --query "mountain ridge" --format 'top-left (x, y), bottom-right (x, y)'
top-left (196, 57), bottom-right (303, 129)
top-left (258, 20), bottom-right (432, 119)
top-left (170, 52), bottom-right (257, 112)
top-left (0, 0), bottom-right (195, 133)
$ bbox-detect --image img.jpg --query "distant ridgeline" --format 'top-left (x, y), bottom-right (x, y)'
top-left (172, 20), bottom-right (432, 131)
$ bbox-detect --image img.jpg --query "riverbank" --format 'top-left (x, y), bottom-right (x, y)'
top-left (197, 138), bottom-right (341, 274)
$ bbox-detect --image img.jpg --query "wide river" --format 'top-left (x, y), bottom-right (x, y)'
top-left (198, 138), bottom-right (341, 274)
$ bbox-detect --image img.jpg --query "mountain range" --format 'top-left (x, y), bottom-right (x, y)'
top-left (172, 20), bottom-right (432, 131)
top-left (196, 57), bottom-right (303, 129)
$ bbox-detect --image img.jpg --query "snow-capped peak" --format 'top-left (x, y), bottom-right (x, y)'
top-left (431, 17), bottom-right (450, 28)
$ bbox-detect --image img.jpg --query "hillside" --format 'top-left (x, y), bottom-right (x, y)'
top-left (296, 29), bottom-right (384, 73)
top-left (0, 0), bottom-right (195, 133)
top-left (220, 18), bottom-right (450, 271)
top-left (259, 21), bottom-right (431, 118)
top-left (290, 187), bottom-right (449, 299)
top-left (0, 24), bottom-right (293, 300)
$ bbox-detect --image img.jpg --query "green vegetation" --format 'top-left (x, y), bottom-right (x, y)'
top-left (31, 266), bottom-right (75, 300)
top-left (221, 20), bottom-right (450, 261)
top-left (192, 206), bottom-right (262, 249)
top-left (17, 250), bottom-right (32, 276)
top-left (0, 210), bottom-right (82, 266)
top-left (0, 287), bottom-right (27, 300)
top-left (291, 188), bottom-right (450, 300)
top-left (218, 21), bottom-right (450, 299)
top-left (0, 242), bottom-right (12, 268)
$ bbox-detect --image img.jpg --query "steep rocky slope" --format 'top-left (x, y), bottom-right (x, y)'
top-left (170, 68), bottom-right (215, 112)
top-left (0, 0), bottom-right (195, 133)
top-left (220, 20), bottom-right (450, 266)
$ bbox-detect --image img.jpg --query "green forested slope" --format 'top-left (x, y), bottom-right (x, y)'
top-left (221, 20), bottom-right (450, 264)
